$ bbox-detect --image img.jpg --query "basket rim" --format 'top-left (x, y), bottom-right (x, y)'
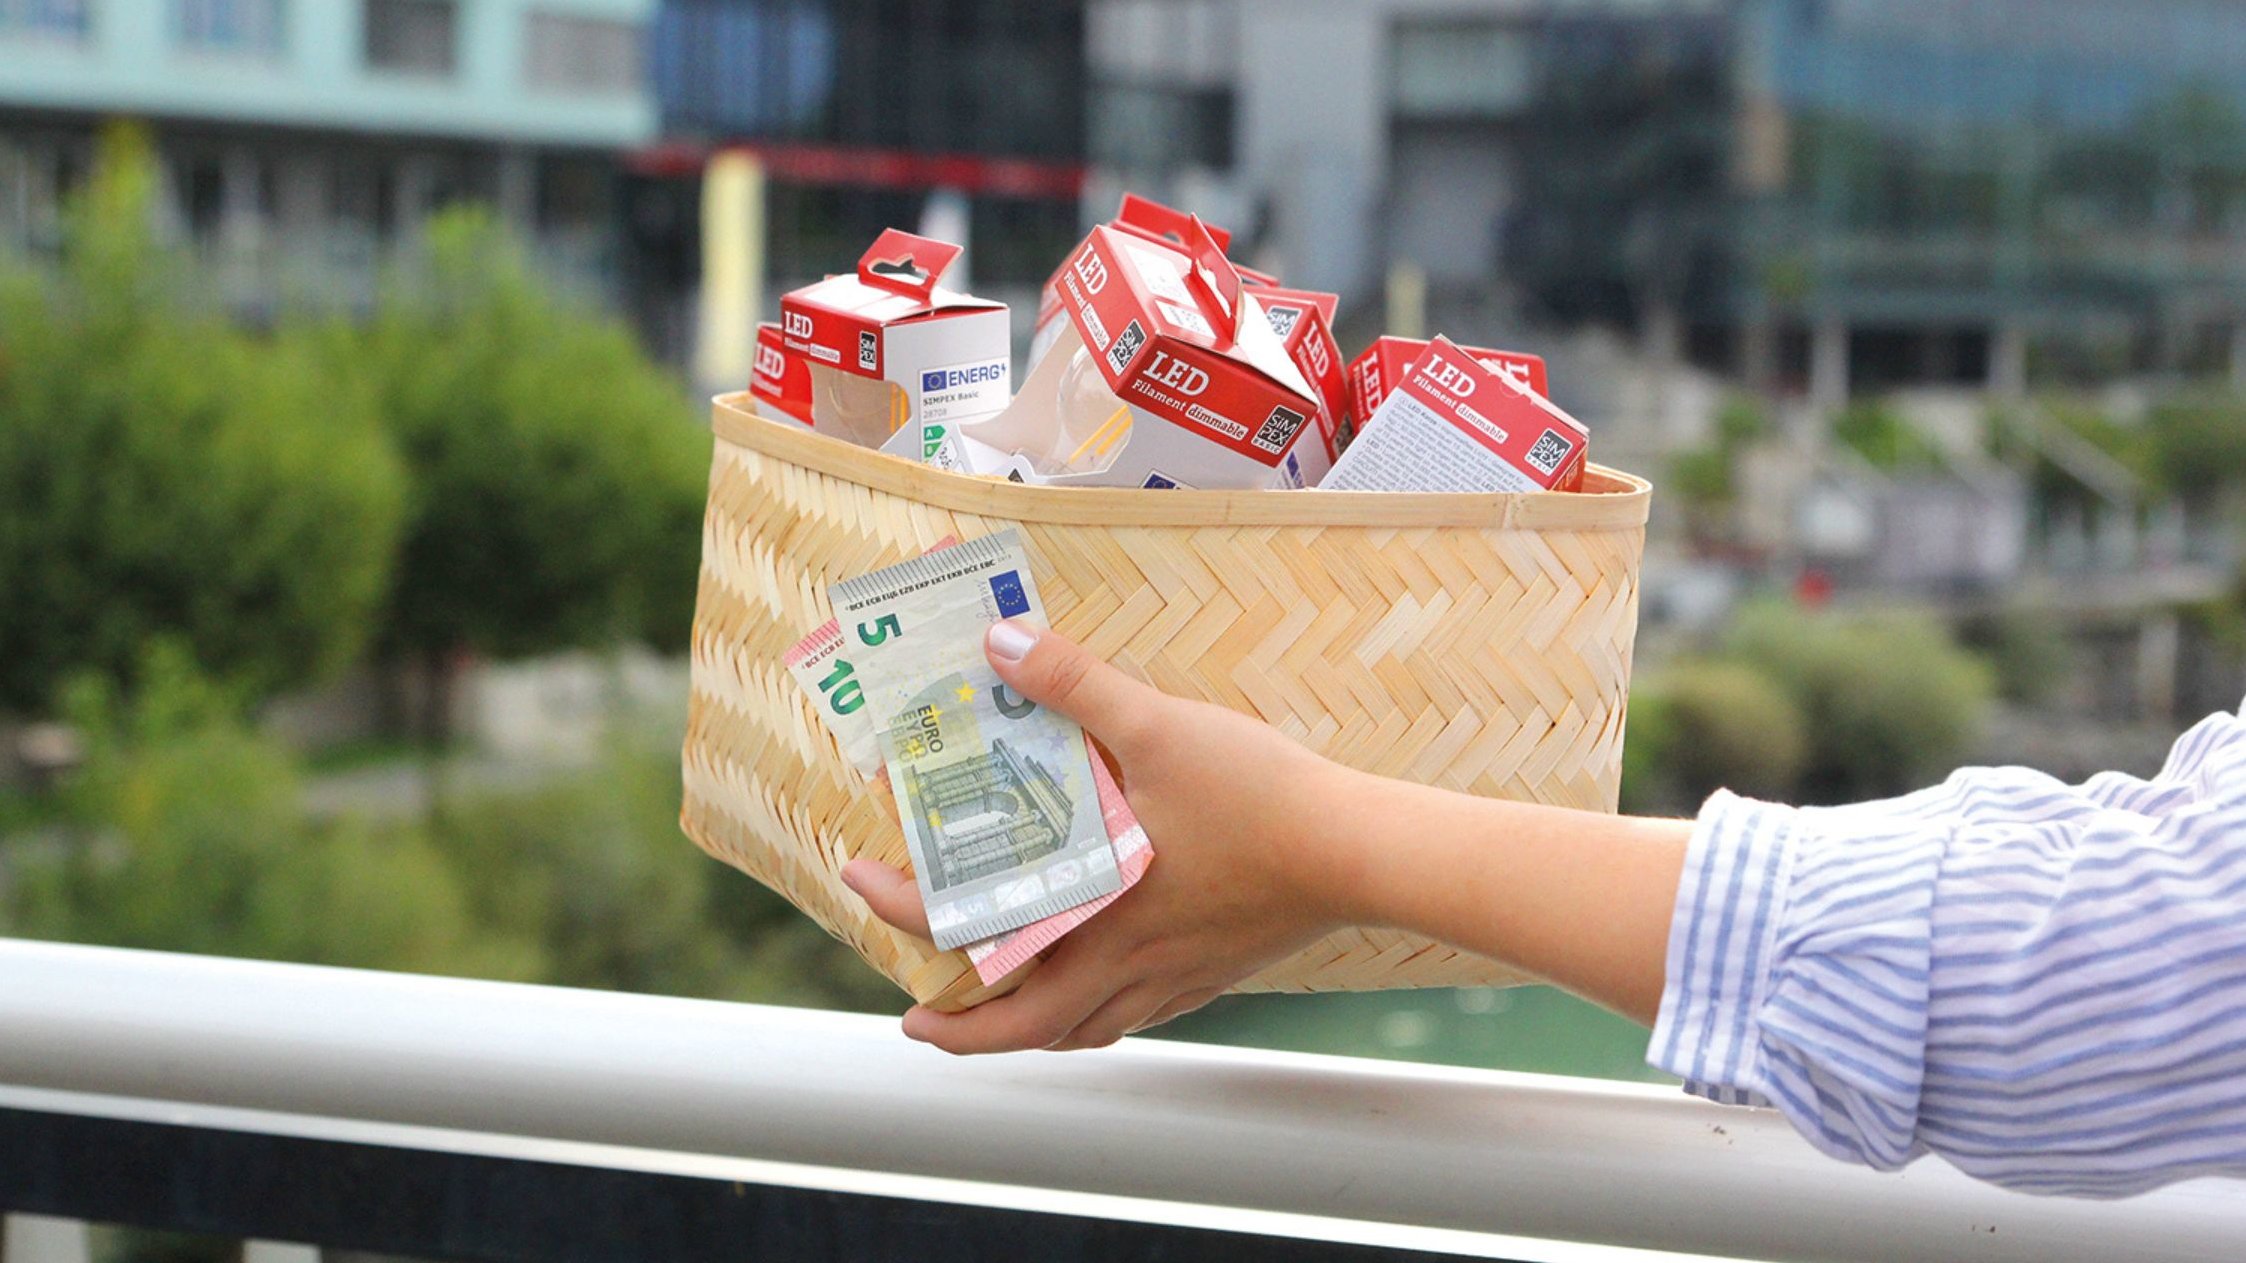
top-left (711, 392), bottom-right (1651, 530)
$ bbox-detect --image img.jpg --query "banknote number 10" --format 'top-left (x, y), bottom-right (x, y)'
top-left (821, 615), bottom-right (901, 717)
top-left (817, 659), bottom-right (865, 715)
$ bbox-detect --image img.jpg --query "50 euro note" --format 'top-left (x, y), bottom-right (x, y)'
top-left (829, 529), bottom-right (1124, 951)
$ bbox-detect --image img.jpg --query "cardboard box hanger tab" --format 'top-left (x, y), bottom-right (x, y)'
top-left (856, 228), bottom-right (960, 302)
top-left (1116, 192), bottom-right (1233, 253)
top-left (1178, 213), bottom-right (1247, 347)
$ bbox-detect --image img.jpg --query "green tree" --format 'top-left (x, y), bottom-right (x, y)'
top-left (4, 643), bottom-right (536, 978)
top-left (1725, 603), bottom-right (1993, 804)
top-left (430, 723), bottom-right (899, 1010)
top-left (1623, 660), bottom-right (1808, 814)
top-left (0, 124), bottom-right (406, 712)
top-left (1832, 400), bottom-right (1943, 471)
top-left (2145, 394), bottom-right (2246, 504)
top-left (330, 209), bottom-right (708, 736)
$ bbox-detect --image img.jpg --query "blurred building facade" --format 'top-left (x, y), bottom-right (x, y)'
top-left (1091, 0), bottom-right (2246, 400)
top-left (0, 0), bottom-right (657, 317)
top-left (633, 0), bottom-right (1086, 364)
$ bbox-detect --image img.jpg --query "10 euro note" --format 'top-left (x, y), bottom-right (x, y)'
top-left (829, 529), bottom-right (1123, 951)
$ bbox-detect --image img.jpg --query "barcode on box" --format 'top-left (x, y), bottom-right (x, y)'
top-left (1108, 320), bottom-right (1146, 375)
top-left (1525, 429), bottom-right (1571, 476)
top-left (1252, 404), bottom-right (1307, 455)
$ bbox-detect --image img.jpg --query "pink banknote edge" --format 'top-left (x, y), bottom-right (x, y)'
top-left (966, 737), bottom-right (1155, 985)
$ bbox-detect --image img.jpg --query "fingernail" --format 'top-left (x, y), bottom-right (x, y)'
top-left (986, 620), bottom-right (1037, 663)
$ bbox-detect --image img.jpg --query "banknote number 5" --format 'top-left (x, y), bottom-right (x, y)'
top-left (856, 614), bottom-right (903, 646)
top-left (817, 659), bottom-right (865, 716)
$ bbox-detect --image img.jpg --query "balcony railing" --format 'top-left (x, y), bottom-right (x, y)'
top-left (2, 938), bottom-right (2242, 1261)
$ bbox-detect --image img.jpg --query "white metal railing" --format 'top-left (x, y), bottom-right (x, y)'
top-left (1, 938), bottom-right (2243, 1262)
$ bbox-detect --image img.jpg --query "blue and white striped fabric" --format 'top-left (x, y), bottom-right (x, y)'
top-left (1649, 707), bottom-right (2246, 1197)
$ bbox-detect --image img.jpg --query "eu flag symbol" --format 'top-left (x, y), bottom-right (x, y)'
top-left (989, 570), bottom-right (1029, 618)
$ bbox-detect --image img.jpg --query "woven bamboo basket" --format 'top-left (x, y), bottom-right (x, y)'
top-left (683, 393), bottom-right (1651, 1011)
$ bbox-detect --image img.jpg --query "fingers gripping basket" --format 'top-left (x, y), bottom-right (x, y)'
top-left (683, 394), bottom-right (1651, 1011)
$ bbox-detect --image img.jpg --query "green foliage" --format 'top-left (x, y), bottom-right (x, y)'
top-left (1832, 400), bottom-right (1943, 471)
top-left (1724, 603), bottom-right (1993, 804)
top-left (0, 124), bottom-right (407, 711)
top-left (1622, 661), bottom-right (1808, 814)
top-left (342, 208), bottom-right (709, 663)
top-left (426, 728), bottom-right (894, 1009)
top-left (1667, 444), bottom-right (1734, 504)
top-left (2145, 394), bottom-right (2246, 502)
top-left (1714, 395), bottom-right (1771, 449)
top-left (431, 722), bottom-right (760, 1000)
top-left (4, 643), bottom-right (533, 977)
top-left (1967, 607), bottom-right (2075, 706)
top-left (1664, 395), bottom-right (1771, 537)
top-left (0, 647), bottom-right (893, 1011)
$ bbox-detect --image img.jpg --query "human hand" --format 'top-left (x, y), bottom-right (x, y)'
top-left (841, 620), bottom-right (1371, 1054)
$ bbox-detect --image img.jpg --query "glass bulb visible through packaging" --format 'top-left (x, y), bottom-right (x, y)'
top-left (809, 365), bottom-right (910, 449)
top-left (1016, 346), bottom-right (1133, 478)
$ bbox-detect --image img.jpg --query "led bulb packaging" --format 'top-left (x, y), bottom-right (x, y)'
top-left (1323, 336), bottom-right (1588, 494)
top-left (1249, 286), bottom-right (1349, 487)
top-left (748, 321), bottom-right (815, 427)
top-left (1028, 194), bottom-right (1243, 373)
top-left (779, 229), bottom-right (1011, 469)
top-left (969, 216), bottom-right (1322, 490)
top-left (1345, 336), bottom-right (1550, 445)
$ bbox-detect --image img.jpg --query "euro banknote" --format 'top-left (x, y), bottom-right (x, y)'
top-left (829, 530), bottom-right (1123, 951)
top-left (785, 536), bottom-right (957, 775)
top-left (965, 745), bottom-right (1153, 984)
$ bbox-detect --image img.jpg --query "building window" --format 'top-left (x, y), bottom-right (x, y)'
top-left (365, 0), bottom-right (455, 76)
top-left (0, 0), bottom-right (90, 41)
top-left (1090, 83), bottom-right (1233, 171)
top-left (524, 12), bottom-right (643, 96)
top-left (1391, 20), bottom-right (1533, 119)
top-left (175, 0), bottom-right (284, 57)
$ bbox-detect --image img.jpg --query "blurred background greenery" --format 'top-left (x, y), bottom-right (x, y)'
top-left (0, 125), bottom-right (896, 1023)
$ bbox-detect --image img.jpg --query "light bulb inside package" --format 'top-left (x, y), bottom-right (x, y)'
top-left (808, 365), bottom-right (911, 450)
top-left (1016, 346), bottom-right (1134, 479)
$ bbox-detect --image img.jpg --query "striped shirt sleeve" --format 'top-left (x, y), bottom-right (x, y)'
top-left (1648, 707), bottom-right (2246, 1197)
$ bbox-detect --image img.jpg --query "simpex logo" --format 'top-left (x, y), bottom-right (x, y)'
top-left (1421, 353), bottom-right (1477, 398)
top-left (1072, 246), bottom-right (1109, 295)
top-left (920, 362), bottom-right (1007, 393)
top-left (783, 311), bottom-right (814, 339)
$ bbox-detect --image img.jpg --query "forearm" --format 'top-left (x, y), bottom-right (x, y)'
top-left (1312, 769), bottom-right (1690, 1025)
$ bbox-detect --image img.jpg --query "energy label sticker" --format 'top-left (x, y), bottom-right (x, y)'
top-left (919, 358), bottom-right (1010, 425)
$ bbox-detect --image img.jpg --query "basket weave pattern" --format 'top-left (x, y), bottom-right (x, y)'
top-left (682, 395), bottom-right (1651, 1011)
